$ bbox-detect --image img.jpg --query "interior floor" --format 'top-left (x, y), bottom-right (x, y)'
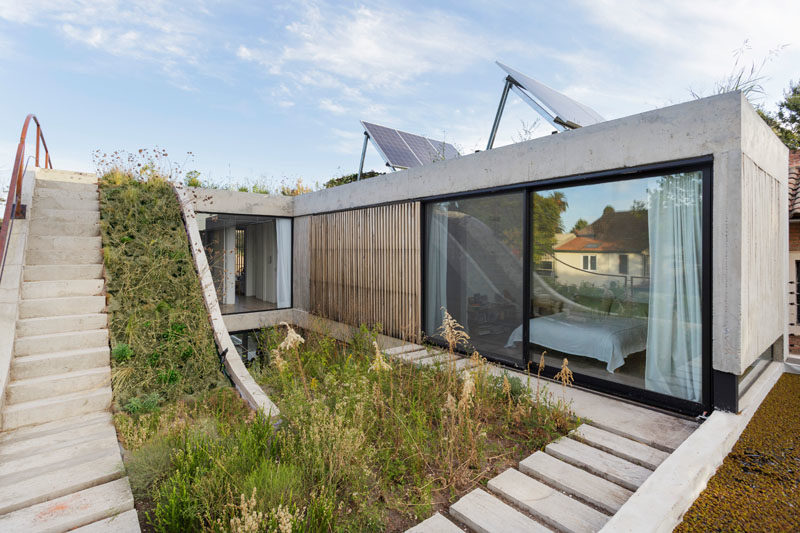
top-left (220, 294), bottom-right (277, 314)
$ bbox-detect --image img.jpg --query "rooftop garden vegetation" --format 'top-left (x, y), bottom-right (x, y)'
top-left (97, 155), bottom-right (577, 531)
top-left (676, 373), bottom-right (800, 531)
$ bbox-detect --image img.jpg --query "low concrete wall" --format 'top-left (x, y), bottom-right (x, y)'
top-left (223, 308), bottom-right (408, 350)
top-left (172, 184), bottom-right (279, 418)
top-left (189, 187), bottom-right (293, 217)
top-left (600, 362), bottom-right (784, 532)
top-left (0, 170), bottom-right (35, 426)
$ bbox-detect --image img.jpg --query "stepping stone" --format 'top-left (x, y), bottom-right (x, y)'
top-left (384, 344), bottom-right (424, 356)
top-left (519, 451), bottom-right (631, 515)
top-left (0, 478), bottom-right (134, 532)
top-left (450, 488), bottom-right (551, 533)
top-left (488, 468), bottom-right (608, 533)
top-left (394, 349), bottom-right (434, 362)
top-left (406, 512), bottom-right (463, 532)
top-left (545, 437), bottom-right (651, 492)
top-left (572, 424), bottom-right (669, 470)
top-left (72, 509), bottom-right (140, 532)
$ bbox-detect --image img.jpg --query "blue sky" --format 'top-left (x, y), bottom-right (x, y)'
top-left (0, 1), bottom-right (797, 190)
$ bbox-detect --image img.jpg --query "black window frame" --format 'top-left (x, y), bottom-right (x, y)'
top-left (619, 254), bottom-right (629, 275)
top-left (421, 156), bottom-right (714, 416)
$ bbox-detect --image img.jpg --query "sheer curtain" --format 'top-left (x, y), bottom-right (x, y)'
top-left (425, 204), bottom-right (449, 334)
top-left (645, 173), bottom-right (703, 402)
top-left (276, 218), bottom-right (292, 309)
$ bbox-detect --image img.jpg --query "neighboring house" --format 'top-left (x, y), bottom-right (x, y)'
top-left (787, 150), bottom-right (800, 352)
top-left (551, 209), bottom-right (649, 291)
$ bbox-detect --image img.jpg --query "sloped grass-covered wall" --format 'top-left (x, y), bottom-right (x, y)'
top-left (99, 171), bottom-right (226, 410)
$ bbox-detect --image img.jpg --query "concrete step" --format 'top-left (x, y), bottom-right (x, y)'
top-left (14, 328), bottom-right (108, 357)
top-left (519, 451), bottom-right (632, 515)
top-left (488, 468), bottom-right (608, 533)
top-left (384, 344), bottom-right (424, 356)
top-left (7, 367), bottom-right (111, 405)
top-left (19, 296), bottom-right (105, 319)
top-left (27, 235), bottom-right (102, 252)
top-left (416, 352), bottom-right (476, 371)
top-left (17, 313), bottom-right (107, 336)
top-left (37, 176), bottom-right (98, 191)
top-left (449, 488), bottom-right (552, 533)
top-left (572, 424), bottom-right (668, 470)
top-left (12, 346), bottom-right (110, 380)
top-left (0, 449), bottom-right (124, 515)
top-left (1, 386), bottom-right (112, 431)
top-left (0, 479), bottom-right (134, 533)
top-left (0, 433), bottom-right (119, 480)
top-left (33, 209), bottom-right (100, 225)
top-left (0, 411), bottom-right (111, 446)
top-left (21, 279), bottom-right (105, 300)
top-left (394, 348), bottom-right (436, 362)
top-left (29, 218), bottom-right (101, 237)
top-left (406, 512), bottom-right (463, 532)
top-left (545, 437), bottom-right (652, 492)
top-left (787, 355), bottom-right (800, 365)
top-left (33, 195), bottom-right (99, 212)
top-left (26, 248), bottom-right (103, 266)
top-left (35, 186), bottom-right (99, 201)
top-left (0, 416), bottom-right (115, 461)
top-left (24, 264), bottom-right (104, 282)
top-left (73, 509), bottom-right (140, 532)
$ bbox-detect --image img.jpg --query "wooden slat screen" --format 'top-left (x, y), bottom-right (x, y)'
top-left (310, 202), bottom-right (421, 342)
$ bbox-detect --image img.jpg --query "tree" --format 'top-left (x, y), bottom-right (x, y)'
top-left (759, 80), bottom-right (800, 149)
top-left (602, 205), bottom-right (615, 216)
top-left (571, 218), bottom-right (588, 233)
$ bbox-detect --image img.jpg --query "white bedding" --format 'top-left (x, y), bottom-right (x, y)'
top-left (505, 312), bottom-right (648, 372)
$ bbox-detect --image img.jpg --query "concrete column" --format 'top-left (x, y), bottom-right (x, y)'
top-left (245, 226), bottom-right (255, 297)
top-left (222, 226), bottom-right (236, 305)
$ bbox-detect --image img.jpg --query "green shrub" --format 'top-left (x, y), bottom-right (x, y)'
top-left (112, 343), bottom-right (133, 363)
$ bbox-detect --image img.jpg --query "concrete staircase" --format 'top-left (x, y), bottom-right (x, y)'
top-left (0, 172), bottom-right (139, 531)
top-left (387, 344), bottom-right (683, 533)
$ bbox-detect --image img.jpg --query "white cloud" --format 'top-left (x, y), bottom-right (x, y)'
top-left (236, 1), bottom-right (493, 115)
top-left (0, 0), bottom-right (210, 88)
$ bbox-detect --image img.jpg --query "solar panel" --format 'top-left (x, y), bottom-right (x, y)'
top-left (496, 62), bottom-right (605, 128)
top-left (361, 121), bottom-right (459, 169)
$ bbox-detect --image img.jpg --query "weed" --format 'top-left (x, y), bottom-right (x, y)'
top-left (112, 343), bottom-right (133, 363)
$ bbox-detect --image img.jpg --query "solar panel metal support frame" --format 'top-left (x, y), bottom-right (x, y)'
top-left (357, 131), bottom-right (370, 181)
top-left (486, 75), bottom-right (568, 151)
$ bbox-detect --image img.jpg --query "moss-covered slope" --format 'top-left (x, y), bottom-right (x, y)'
top-left (676, 373), bottom-right (800, 532)
top-left (99, 171), bottom-right (226, 410)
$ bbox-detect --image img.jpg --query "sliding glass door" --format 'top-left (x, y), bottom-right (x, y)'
top-left (529, 172), bottom-right (703, 404)
top-left (424, 192), bottom-right (525, 365)
top-left (423, 163), bottom-right (709, 413)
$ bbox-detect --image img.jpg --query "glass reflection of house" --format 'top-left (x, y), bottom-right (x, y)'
top-left (552, 209), bottom-right (649, 292)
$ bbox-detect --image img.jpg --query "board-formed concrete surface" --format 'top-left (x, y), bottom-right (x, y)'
top-left (0, 170), bottom-right (138, 531)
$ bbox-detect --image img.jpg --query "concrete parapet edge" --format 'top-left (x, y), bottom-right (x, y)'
top-left (599, 362), bottom-right (784, 533)
top-left (171, 183), bottom-right (280, 419)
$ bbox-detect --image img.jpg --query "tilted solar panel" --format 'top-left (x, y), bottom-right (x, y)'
top-left (361, 121), bottom-right (459, 169)
top-left (496, 61), bottom-right (605, 128)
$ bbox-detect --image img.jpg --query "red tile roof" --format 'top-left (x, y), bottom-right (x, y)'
top-left (555, 210), bottom-right (649, 253)
top-left (790, 150), bottom-right (800, 218)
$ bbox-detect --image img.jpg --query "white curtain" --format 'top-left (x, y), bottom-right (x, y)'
top-left (645, 173), bottom-right (703, 402)
top-left (425, 204), bottom-right (449, 334)
top-left (276, 218), bottom-right (292, 309)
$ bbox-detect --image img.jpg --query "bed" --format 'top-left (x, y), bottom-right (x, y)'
top-left (505, 312), bottom-right (648, 372)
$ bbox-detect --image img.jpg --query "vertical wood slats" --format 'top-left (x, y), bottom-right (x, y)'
top-left (310, 202), bottom-right (421, 341)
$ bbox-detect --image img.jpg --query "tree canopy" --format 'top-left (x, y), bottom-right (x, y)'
top-left (760, 80), bottom-right (800, 150)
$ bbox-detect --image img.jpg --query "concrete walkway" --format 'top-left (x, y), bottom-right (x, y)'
top-left (0, 171), bottom-right (138, 531)
top-left (386, 345), bottom-right (698, 533)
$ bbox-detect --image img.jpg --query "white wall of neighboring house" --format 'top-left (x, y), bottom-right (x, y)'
top-left (552, 251), bottom-right (646, 289)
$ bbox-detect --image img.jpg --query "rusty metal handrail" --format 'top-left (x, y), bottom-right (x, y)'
top-left (0, 114), bottom-right (53, 284)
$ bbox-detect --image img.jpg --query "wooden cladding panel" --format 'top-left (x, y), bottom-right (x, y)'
top-left (310, 202), bottom-right (421, 341)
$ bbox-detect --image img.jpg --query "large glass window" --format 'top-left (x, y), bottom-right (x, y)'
top-left (197, 213), bottom-right (292, 314)
top-left (528, 172), bottom-right (703, 403)
top-left (425, 192), bottom-right (524, 364)
top-left (424, 169), bottom-right (706, 407)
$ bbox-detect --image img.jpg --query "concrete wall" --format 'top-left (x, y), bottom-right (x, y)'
top-left (189, 187), bottom-right (293, 217)
top-left (552, 251), bottom-right (646, 289)
top-left (0, 170), bottom-right (36, 425)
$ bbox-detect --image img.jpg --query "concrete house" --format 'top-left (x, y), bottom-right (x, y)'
top-left (199, 91), bottom-right (788, 417)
